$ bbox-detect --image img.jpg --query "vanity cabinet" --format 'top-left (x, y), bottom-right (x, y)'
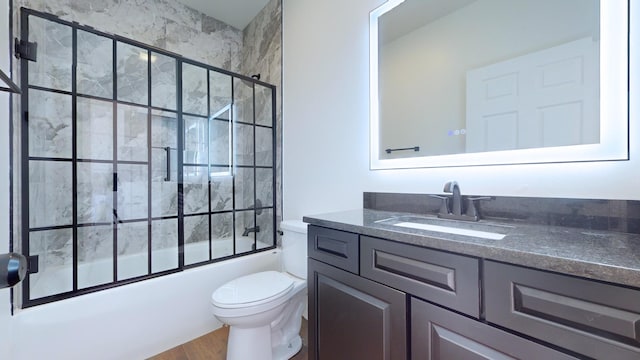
top-left (411, 298), bottom-right (575, 360)
top-left (360, 235), bottom-right (479, 318)
top-left (308, 226), bottom-right (406, 360)
top-left (308, 258), bottom-right (406, 360)
top-left (485, 261), bottom-right (640, 360)
top-left (307, 224), bottom-right (640, 360)
top-left (308, 225), bottom-right (359, 274)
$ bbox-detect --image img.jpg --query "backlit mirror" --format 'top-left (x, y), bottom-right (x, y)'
top-left (370, 0), bottom-right (628, 169)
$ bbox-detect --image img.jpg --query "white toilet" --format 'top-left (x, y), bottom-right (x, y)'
top-left (211, 220), bottom-right (308, 360)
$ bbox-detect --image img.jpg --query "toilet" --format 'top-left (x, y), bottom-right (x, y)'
top-left (211, 220), bottom-right (308, 360)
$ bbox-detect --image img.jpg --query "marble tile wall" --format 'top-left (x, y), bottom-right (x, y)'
top-left (13, 0), bottom-right (282, 300)
top-left (182, 63), bottom-right (209, 116)
top-left (27, 89), bottom-right (72, 158)
top-left (241, 0), bottom-right (282, 241)
top-left (77, 162), bottom-right (113, 224)
top-left (151, 53), bottom-right (177, 110)
top-left (27, 16), bottom-right (72, 91)
top-left (77, 30), bottom-right (113, 99)
top-left (15, 0), bottom-right (244, 71)
top-left (117, 42), bottom-right (149, 105)
top-left (29, 161), bottom-right (72, 228)
top-left (77, 98), bottom-right (113, 160)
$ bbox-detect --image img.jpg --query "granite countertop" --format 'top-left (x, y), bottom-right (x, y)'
top-left (303, 209), bottom-right (640, 289)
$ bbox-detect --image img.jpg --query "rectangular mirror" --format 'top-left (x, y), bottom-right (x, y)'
top-left (370, 0), bottom-right (628, 169)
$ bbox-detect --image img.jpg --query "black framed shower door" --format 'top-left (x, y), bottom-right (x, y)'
top-left (18, 8), bottom-right (277, 308)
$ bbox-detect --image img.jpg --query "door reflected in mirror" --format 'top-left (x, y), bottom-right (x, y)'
top-left (370, 0), bottom-right (628, 169)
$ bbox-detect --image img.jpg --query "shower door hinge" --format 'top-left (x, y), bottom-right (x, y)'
top-left (27, 255), bottom-right (39, 274)
top-left (14, 38), bottom-right (38, 62)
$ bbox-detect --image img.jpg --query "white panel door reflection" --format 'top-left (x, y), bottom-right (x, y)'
top-left (466, 37), bottom-right (599, 153)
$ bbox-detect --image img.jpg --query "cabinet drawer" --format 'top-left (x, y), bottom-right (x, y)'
top-left (485, 261), bottom-right (640, 360)
top-left (412, 298), bottom-right (576, 360)
top-left (308, 225), bottom-right (359, 273)
top-left (361, 236), bottom-right (480, 317)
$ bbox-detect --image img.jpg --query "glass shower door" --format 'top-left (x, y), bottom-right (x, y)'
top-left (150, 51), bottom-right (179, 273)
top-left (19, 8), bottom-right (277, 307)
top-left (26, 16), bottom-right (77, 299)
top-left (209, 71), bottom-right (234, 260)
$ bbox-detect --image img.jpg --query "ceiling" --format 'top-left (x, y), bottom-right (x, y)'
top-left (175, 0), bottom-right (270, 30)
top-left (379, 0), bottom-right (477, 44)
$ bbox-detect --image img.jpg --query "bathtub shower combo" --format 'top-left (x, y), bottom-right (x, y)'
top-left (17, 9), bottom-right (277, 307)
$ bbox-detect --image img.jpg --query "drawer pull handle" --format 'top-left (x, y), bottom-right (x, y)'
top-left (375, 250), bottom-right (455, 292)
top-left (514, 284), bottom-right (640, 343)
top-left (316, 236), bottom-right (349, 258)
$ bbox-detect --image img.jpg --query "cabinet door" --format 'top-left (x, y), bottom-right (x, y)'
top-left (485, 261), bottom-right (640, 360)
top-left (308, 258), bottom-right (406, 360)
top-left (412, 298), bottom-right (577, 360)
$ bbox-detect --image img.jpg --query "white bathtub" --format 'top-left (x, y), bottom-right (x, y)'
top-left (29, 236), bottom-right (273, 300)
top-left (12, 248), bottom-right (282, 360)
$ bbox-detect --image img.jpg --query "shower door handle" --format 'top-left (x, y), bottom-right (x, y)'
top-left (164, 146), bottom-right (171, 182)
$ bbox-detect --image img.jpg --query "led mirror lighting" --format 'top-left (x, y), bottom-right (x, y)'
top-left (369, 0), bottom-right (629, 169)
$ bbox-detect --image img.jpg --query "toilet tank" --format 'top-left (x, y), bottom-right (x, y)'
top-left (280, 220), bottom-right (308, 279)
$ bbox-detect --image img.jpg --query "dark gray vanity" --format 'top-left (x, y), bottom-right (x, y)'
top-left (305, 196), bottom-right (640, 360)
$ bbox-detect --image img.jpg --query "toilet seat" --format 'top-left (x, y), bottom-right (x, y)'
top-left (211, 271), bottom-right (294, 309)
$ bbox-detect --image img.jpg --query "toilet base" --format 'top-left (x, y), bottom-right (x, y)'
top-left (273, 335), bottom-right (302, 360)
top-left (227, 325), bottom-right (271, 360)
top-left (226, 326), bottom-right (302, 360)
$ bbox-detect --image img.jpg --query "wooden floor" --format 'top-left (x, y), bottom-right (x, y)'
top-left (148, 319), bottom-right (308, 360)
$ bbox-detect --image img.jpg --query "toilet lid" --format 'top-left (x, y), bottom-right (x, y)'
top-left (211, 271), bottom-right (294, 308)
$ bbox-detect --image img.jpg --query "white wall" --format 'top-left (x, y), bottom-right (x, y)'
top-left (282, 0), bottom-right (640, 222)
top-left (1, 0), bottom-right (13, 358)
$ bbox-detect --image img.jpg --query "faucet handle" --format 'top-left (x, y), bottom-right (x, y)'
top-left (464, 196), bottom-right (492, 219)
top-left (466, 196), bottom-right (492, 201)
top-left (429, 194), bottom-right (450, 215)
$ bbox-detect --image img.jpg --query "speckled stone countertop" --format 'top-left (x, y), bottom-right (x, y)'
top-left (303, 209), bottom-right (640, 289)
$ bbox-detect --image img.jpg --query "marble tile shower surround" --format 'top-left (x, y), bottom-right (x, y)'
top-left (12, 0), bottom-right (282, 302)
top-left (364, 192), bottom-right (640, 235)
top-left (14, 0), bottom-right (284, 222)
top-left (242, 0), bottom-right (283, 229)
top-left (15, 0), bottom-right (244, 71)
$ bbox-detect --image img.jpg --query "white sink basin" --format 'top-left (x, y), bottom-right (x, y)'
top-left (393, 221), bottom-right (506, 240)
top-left (376, 216), bottom-right (512, 240)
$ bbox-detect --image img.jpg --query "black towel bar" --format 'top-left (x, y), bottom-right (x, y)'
top-left (385, 146), bottom-right (419, 154)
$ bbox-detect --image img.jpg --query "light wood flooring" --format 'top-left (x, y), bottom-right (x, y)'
top-left (148, 319), bottom-right (308, 360)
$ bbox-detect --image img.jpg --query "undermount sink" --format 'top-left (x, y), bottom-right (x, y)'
top-left (375, 215), bottom-right (513, 240)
